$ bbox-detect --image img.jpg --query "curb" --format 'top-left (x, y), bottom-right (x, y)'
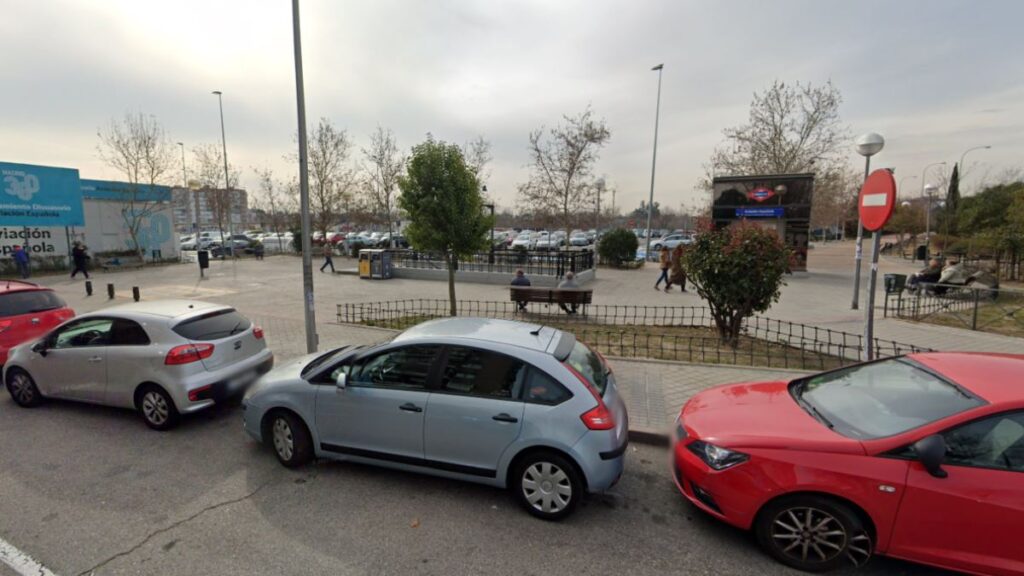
top-left (628, 427), bottom-right (669, 446)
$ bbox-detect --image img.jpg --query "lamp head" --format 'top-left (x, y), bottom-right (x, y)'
top-left (924, 184), bottom-right (939, 195)
top-left (855, 132), bottom-right (885, 157)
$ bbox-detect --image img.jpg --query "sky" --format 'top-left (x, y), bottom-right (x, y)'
top-left (2, 0), bottom-right (1022, 214)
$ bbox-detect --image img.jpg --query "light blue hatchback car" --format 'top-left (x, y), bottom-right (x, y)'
top-left (242, 317), bottom-right (629, 519)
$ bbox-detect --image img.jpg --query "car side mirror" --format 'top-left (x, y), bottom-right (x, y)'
top-left (31, 341), bottom-right (48, 356)
top-left (334, 372), bottom-right (347, 390)
top-left (914, 434), bottom-right (948, 479)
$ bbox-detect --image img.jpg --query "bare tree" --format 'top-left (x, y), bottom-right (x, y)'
top-left (97, 112), bottom-right (175, 261)
top-left (253, 167), bottom-right (289, 237)
top-left (362, 127), bottom-right (406, 247)
top-left (462, 136), bottom-right (493, 185)
top-left (305, 118), bottom-right (355, 239)
top-left (192, 143), bottom-right (240, 244)
top-left (519, 107), bottom-right (611, 236)
top-left (810, 167), bottom-right (860, 240)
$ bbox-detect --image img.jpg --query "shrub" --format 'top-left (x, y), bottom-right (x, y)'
top-left (683, 222), bottom-right (790, 347)
top-left (598, 228), bottom-right (638, 267)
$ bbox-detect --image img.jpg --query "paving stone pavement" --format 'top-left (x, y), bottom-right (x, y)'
top-left (23, 241), bottom-right (1020, 439)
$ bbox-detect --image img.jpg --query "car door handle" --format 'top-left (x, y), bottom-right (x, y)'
top-left (88, 356), bottom-right (103, 363)
top-left (492, 413), bottom-right (519, 423)
top-left (399, 403), bottom-right (423, 413)
top-left (30, 318), bottom-right (40, 325)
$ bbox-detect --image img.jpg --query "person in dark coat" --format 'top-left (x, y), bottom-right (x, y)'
top-left (12, 245), bottom-right (30, 279)
top-left (558, 272), bottom-right (580, 314)
top-left (71, 241), bottom-right (90, 278)
top-left (319, 243), bottom-right (335, 273)
top-left (511, 269), bottom-right (531, 311)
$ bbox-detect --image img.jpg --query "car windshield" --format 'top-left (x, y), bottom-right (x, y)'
top-left (0, 290), bottom-right (66, 317)
top-left (300, 345), bottom-right (360, 377)
top-left (792, 358), bottom-right (985, 440)
top-left (172, 309), bottom-right (251, 340)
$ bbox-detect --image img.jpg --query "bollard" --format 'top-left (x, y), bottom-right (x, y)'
top-left (132, 286), bottom-right (140, 302)
top-left (107, 283), bottom-right (115, 299)
top-left (85, 280), bottom-right (93, 296)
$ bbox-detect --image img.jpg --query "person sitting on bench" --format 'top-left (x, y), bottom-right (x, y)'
top-left (558, 272), bottom-right (580, 315)
top-left (510, 269), bottom-right (531, 311)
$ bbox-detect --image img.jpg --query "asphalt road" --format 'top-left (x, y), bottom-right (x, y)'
top-left (0, 395), bottom-right (953, 576)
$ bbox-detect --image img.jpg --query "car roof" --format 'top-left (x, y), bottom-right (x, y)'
top-left (910, 352), bottom-right (1024, 404)
top-left (92, 299), bottom-right (230, 320)
top-left (0, 280), bottom-right (47, 293)
top-left (392, 317), bottom-right (563, 355)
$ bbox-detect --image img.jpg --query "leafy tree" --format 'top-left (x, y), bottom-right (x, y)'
top-left (97, 112), bottom-right (175, 261)
top-left (597, 228), bottom-right (638, 267)
top-left (683, 223), bottom-right (790, 347)
top-left (399, 138), bottom-right (493, 316)
top-left (519, 107), bottom-right (611, 235)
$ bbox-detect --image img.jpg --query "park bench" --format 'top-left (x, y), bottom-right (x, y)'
top-left (510, 286), bottom-right (592, 315)
top-left (100, 256), bottom-right (145, 271)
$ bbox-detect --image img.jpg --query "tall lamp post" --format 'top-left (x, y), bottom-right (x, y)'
top-left (291, 0), bottom-right (317, 353)
top-left (958, 145), bottom-right (992, 185)
top-left (595, 177), bottom-right (605, 233)
top-left (644, 64), bottom-right (664, 261)
top-left (211, 90), bottom-right (235, 254)
top-left (851, 132), bottom-right (885, 310)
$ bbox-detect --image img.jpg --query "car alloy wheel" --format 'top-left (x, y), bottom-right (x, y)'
top-left (768, 505), bottom-right (872, 569)
top-left (521, 462), bottom-right (572, 515)
top-left (142, 391), bottom-right (170, 426)
top-left (272, 417), bottom-right (294, 462)
top-left (7, 371), bottom-right (39, 406)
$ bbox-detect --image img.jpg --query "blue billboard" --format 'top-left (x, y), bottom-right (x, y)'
top-left (0, 161), bottom-right (84, 226)
top-left (80, 179), bottom-right (172, 203)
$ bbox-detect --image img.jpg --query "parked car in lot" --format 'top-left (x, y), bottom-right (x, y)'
top-left (569, 231), bottom-right (590, 247)
top-left (672, 353), bottom-right (1024, 575)
top-left (650, 233), bottom-right (690, 252)
top-left (243, 317), bottom-right (628, 520)
top-left (4, 300), bottom-right (273, 430)
top-left (0, 281), bottom-right (75, 365)
top-left (511, 232), bottom-right (535, 249)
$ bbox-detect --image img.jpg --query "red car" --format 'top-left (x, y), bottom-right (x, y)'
top-left (0, 281), bottom-right (75, 365)
top-left (672, 353), bottom-right (1023, 575)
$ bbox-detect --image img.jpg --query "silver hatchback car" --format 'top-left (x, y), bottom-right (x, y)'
top-left (4, 300), bottom-right (274, 430)
top-left (243, 317), bottom-right (629, 520)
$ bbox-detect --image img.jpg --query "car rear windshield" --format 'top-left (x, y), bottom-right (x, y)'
top-left (173, 309), bottom-right (251, 340)
top-left (565, 341), bottom-right (609, 396)
top-left (793, 358), bottom-right (985, 440)
top-left (0, 290), bottom-right (66, 317)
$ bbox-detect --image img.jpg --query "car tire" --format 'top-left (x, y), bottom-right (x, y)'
top-left (136, 384), bottom-right (180, 431)
top-left (5, 368), bottom-right (43, 407)
top-left (267, 411), bottom-right (313, 468)
top-left (511, 451), bottom-right (583, 521)
top-left (755, 495), bottom-right (873, 572)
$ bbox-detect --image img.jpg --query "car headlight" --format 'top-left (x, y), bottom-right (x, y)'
top-left (687, 440), bottom-right (749, 470)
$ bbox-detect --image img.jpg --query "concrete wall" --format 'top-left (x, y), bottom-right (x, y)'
top-left (392, 267), bottom-right (594, 286)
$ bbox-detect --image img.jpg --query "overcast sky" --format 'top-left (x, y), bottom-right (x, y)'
top-left (3, 0), bottom-right (1022, 213)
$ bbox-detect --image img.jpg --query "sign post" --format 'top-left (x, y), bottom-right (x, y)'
top-left (858, 169), bottom-right (897, 361)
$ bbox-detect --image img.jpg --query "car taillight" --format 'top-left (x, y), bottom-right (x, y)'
top-left (165, 343), bottom-right (214, 365)
top-left (253, 326), bottom-right (264, 339)
top-left (563, 362), bottom-right (616, 431)
top-left (0, 320), bottom-right (12, 334)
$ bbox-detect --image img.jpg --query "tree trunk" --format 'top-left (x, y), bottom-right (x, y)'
top-left (447, 251), bottom-right (457, 317)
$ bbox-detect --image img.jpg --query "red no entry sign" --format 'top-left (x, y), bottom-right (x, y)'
top-left (858, 169), bottom-right (897, 231)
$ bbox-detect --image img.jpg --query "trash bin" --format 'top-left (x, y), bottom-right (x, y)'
top-left (915, 245), bottom-right (927, 261)
top-left (884, 273), bottom-right (907, 294)
top-left (359, 249), bottom-right (392, 279)
top-left (197, 250), bottom-right (210, 270)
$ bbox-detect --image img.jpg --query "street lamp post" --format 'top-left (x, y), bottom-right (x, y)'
top-left (291, 0), bottom-right (317, 353)
top-left (595, 178), bottom-right (605, 234)
top-left (644, 64), bottom-right (664, 261)
top-left (211, 90), bottom-right (235, 255)
top-left (958, 145), bottom-right (992, 185)
top-left (851, 132), bottom-right (885, 310)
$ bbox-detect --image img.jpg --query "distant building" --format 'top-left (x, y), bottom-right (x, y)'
top-left (172, 187), bottom-right (248, 233)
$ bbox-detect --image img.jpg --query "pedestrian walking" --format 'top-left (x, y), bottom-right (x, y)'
top-left (669, 243), bottom-right (687, 292)
top-left (654, 246), bottom-right (671, 291)
top-left (510, 269), bottom-right (531, 312)
top-left (71, 241), bottom-right (91, 279)
top-left (253, 240), bottom-right (265, 261)
top-left (12, 245), bottom-right (30, 279)
top-left (319, 243), bottom-right (335, 273)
